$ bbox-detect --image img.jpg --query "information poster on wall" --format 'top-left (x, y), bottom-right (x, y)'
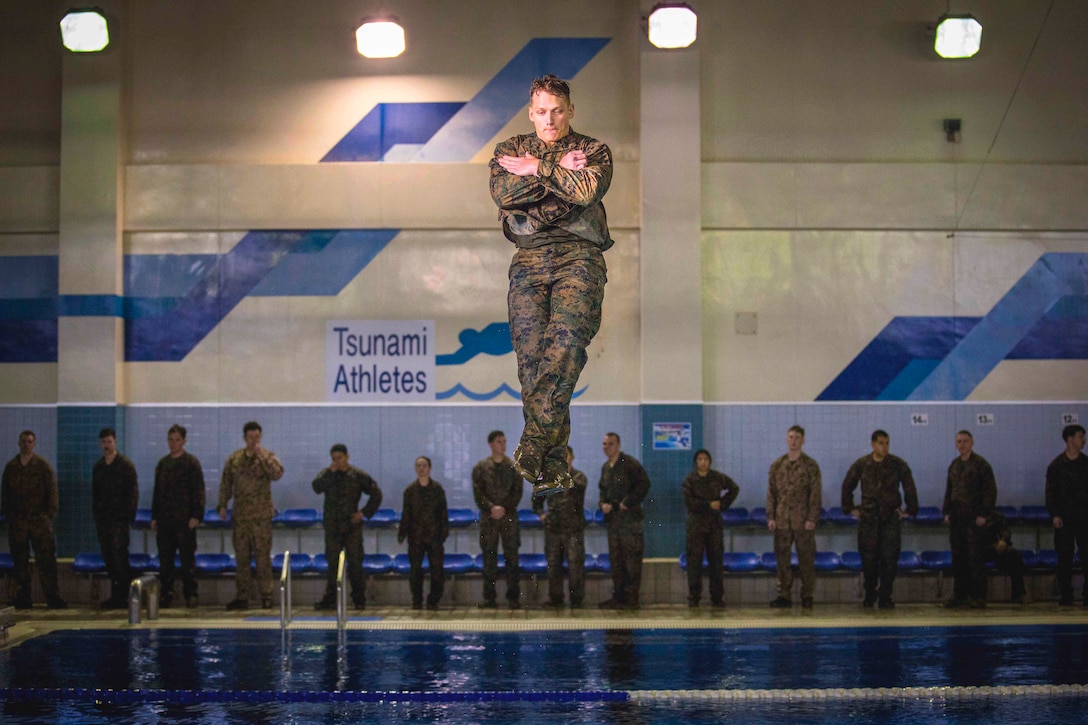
top-left (326, 320), bottom-right (435, 402)
top-left (653, 422), bottom-right (692, 450)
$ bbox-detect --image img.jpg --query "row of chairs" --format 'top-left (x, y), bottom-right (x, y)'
top-left (66, 551), bottom-right (614, 577)
top-left (678, 549), bottom-right (1071, 572)
top-left (121, 504), bottom-right (1055, 530)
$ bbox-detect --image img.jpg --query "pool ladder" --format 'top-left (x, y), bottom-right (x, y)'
top-left (279, 550), bottom-right (347, 631)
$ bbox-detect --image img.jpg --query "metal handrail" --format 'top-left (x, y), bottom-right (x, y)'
top-left (336, 550), bottom-right (347, 630)
top-left (128, 574), bottom-right (160, 624)
top-left (279, 550), bottom-right (292, 629)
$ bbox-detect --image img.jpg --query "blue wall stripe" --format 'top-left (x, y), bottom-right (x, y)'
top-left (413, 37), bottom-right (611, 162)
top-left (908, 253), bottom-right (1088, 400)
top-left (0, 320), bottom-right (57, 362)
top-left (0, 256), bottom-right (57, 298)
top-left (57, 295), bottom-right (123, 317)
top-left (250, 229), bottom-right (399, 297)
top-left (321, 102), bottom-right (465, 163)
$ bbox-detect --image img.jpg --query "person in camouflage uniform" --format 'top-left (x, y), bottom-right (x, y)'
top-left (218, 421), bottom-right (284, 611)
top-left (941, 430), bottom-right (997, 609)
top-left (489, 74), bottom-right (612, 498)
top-left (1045, 424), bottom-right (1088, 606)
top-left (682, 448), bottom-right (739, 609)
top-left (398, 456), bottom-right (450, 610)
top-left (311, 443), bottom-right (383, 610)
top-left (1, 430), bottom-right (66, 610)
top-left (533, 445), bottom-right (589, 608)
top-left (472, 430), bottom-right (524, 609)
top-left (598, 432), bottom-right (651, 610)
top-left (980, 508), bottom-right (1029, 604)
top-left (92, 428), bottom-right (140, 610)
top-left (151, 423), bottom-right (205, 608)
top-left (767, 425), bottom-right (822, 609)
top-left (841, 429), bottom-right (918, 609)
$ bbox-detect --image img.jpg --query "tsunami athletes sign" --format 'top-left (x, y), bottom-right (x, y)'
top-left (326, 320), bottom-right (435, 402)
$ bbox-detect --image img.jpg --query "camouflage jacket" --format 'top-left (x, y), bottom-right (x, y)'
top-left (683, 469), bottom-right (740, 522)
top-left (92, 453), bottom-right (139, 526)
top-left (472, 456), bottom-right (523, 515)
top-left (1045, 451), bottom-right (1088, 519)
top-left (942, 452), bottom-right (996, 522)
top-left (767, 453), bottom-right (823, 530)
top-left (599, 453), bottom-right (651, 523)
top-left (152, 451), bottom-right (206, 525)
top-left (311, 465), bottom-right (382, 528)
top-left (489, 129), bottom-right (614, 251)
top-left (218, 448), bottom-right (284, 522)
top-left (398, 480), bottom-right (449, 545)
top-left (1, 454), bottom-right (59, 522)
top-left (841, 454), bottom-right (919, 520)
top-left (533, 466), bottom-right (588, 531)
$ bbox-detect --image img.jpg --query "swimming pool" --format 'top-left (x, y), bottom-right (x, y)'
top-left (2, 625), bottom-right (1087, 723)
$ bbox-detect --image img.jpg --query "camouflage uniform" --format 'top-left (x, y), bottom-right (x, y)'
top-left (92, 453), bottom-right (140, 604)
top-left (1, 454), bottom-right (63, 606)
top-left (841, 454), bottom-right (918, 605)
top-left (218, 448), bottom-right (284, 603)
top-left (490, 130), bottom-right (612, 483)
top-left (533, 466), bottom-right (588, 606)
top-left (599, 453), bottom-right (651, 607)
top-left (312, 465), bottom-right (382, 606)
top-left (1045, 449), bottom-right (1088, 603)
top-left (152, 451), bottom-right (206, 602)
top-left (942, 452), bottom-right (997, 604)
top-left (767, 453), bottom-right (823, 602)
top-left (398, 480), bottom-right (450, 607)
top-left (981, 510), bottom-right (1027, 602)
top-left (682, 469), bottom-right (740, 606)
top-left (472, 456), bottom-right (524, 604)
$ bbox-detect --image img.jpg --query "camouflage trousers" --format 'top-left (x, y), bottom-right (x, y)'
top-left (858, 514), bottom-right (901, 600)
top-left (156, 521), bottom-right (198, 600)
top-left (508, 241), bottom-right (606, 472)
top-left (97, 523), bottom-right (132, 602)
top-left (685, 517), bottom-right (724, 604)
top-left (544, 524), bottom-right (586, 605)
top-left (948, 518), bottom-right (987, 602)
top-left (324, 524), bottom-right (366, 605)
top-left (607, 518), bottom-right (644, 606)
top-left (479, 514), bottom-right (520, 603)
top-left (232, 519), bottom-right (273, 601)
top-left (8, 517), bottom-right (61, 603)
top-left (773, 526), bottom-right (817, 600)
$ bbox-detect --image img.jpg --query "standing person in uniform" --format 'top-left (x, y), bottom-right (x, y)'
top-left (151, 424), bottom-right (205, 609)
top-left (534, 445), bottom-right (589, 609)
top-left (1046, 424), bottom-right (1088, 606)
top-left (311, 443), bottom-right (383, 611)
top-left (767, 425), bottom-right (822, 610)
top-left (398, 456), bottom-right (449, 610)
top-left (1, 430), bottom-right (67, 609)
top-left (92, 428), bottom-right (140, 610)
top-left (490, 74), bottom-right (613, 498)
top-left (682, 449), bottom-right (739, 609)
top-left (218, 421), bottom-right (284, 611)
top-left (598, 432), bottom-right (651, 610)
top-left (472, 430), bottom-right (523, 609)
top-left (841, 429), bottom-right (918, 609)
top-left (941, 430), bottom-right (997, 609)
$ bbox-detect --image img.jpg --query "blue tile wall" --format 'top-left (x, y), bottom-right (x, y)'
top-left (5, 402), bottom-right (1084, 557)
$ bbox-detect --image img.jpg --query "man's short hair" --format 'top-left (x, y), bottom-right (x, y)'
top-left (1063, 424), bottom-right (1086, 442)
top-left (605, 432), bottom-right (621, 444)
top-left (243, 421), bottom-right (262, 435)
top-left (330, 443), bottom-right (348, 455)
top-left (788, 424), bottom-right (805, 436)
top-left (956, 430), bottom-right (973, 440)
top-left (530, 74), bottom-right (570, 103)
top-left (168, 424), bottom-right (187, 439)
top-left (18, 430), bottom-right (34, 441)
top-left (487, 430), bottom-right (504, 444)
top-left (98, 428), bottom-right (116, 440)
top-left (693, 448), bottom-right (712, 465)
top-left (566, 445), bottom-right (574, 456)
top-left (871, 429), bottom-right (889, 442)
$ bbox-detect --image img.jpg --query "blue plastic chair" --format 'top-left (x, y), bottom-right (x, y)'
top-left (0, 552), bottom-right (15, 571)
top-left (473, 553), bottom-right (507, 572)
top-left (898, 551), bottom-right (922, 570)
top-left (841, 551), bottom-right (863, 572)
top-left (1019, 550), bottom-right (1038, 569)
top-left (760, 551), bottom-right (798, 571)
top-left (443, 553), bottom-right (475, 575)
top-left (204, 508), bottom-right (231, 528)
top-left (518, 509), bottom-right (544, 528)
top-left (595, 553), bottom-right (610, 573)
top-left (995, 505), bottom-right (1019, 524)
top-left (520, 553), bottom-right (548, 574)
top-left (721, 507), bottom-right (750, 526)
top-left (312, 554), bottom-right (329, 574)
top-left (1019, 506), bottom-right (1051, 525)
top-left (393, 553), bottom-right (418, 574)
top-left (195, 553), bottom-right (234, 574)
top-left (913, 507), bottom-right (943, 524)
top-left (368, 509), bottom-right (400, 527)
top-left (447, 508), bottom-right (476, 528)
top-left (272, 552), bottom-right (313, 574)
top-left (363, 553), bottom-right (393, 575)
top-left (129, 553), bottom-right (153, 572)
top-left (723, 552), bottom-right (761, 573)
top-left (280, 509), bottom-right (321, 527)
top-left (72, 552), bottom-right (106, 574)
top-left (814, 551), bottom-right (842, 571)
top-left (749, 507), bottom-right (768, 526)
top-left (920, 550), bottom-right (953, 571)
top-left (133, 508), bottom-right (153, 529)
top-left (1034, 549), bottom-right (1059, 570)
top-left (582, 553), bottom-right (598, 573)
top-left (593, 509), bottom-right (605, 525)
top-left (826, 507), bottom-right (857, 525)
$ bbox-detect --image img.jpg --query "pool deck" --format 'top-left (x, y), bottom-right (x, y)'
top-left (4, 600), bottom-right (1085, 647)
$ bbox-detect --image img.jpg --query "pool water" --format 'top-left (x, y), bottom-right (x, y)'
top-left (2, 625), bottom-right (1087, 723)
